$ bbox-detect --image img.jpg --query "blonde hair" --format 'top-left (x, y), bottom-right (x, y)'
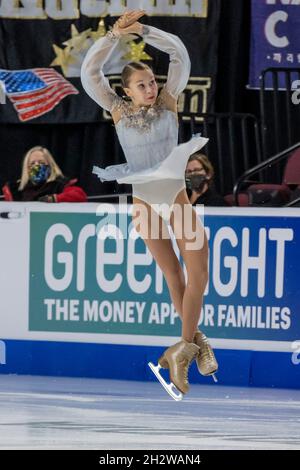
top-left (188, 153), bottom-right (215, 187)
top-left (121, 61), bottom-right (154, 89)
top-left (19, 146), bottom-right (63, 191)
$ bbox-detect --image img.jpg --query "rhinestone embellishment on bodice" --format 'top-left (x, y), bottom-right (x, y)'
top-left (112, 94), bottom-right (166, 133)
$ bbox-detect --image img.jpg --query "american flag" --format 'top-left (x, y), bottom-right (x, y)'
top-left (0, 68), bottom-right (78, 122)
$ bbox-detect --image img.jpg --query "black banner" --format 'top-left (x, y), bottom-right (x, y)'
top-left (0, 1), bottom-right (220, 124)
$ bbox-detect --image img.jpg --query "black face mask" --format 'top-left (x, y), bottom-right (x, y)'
top-left (185, 174), bottom-right (209, 192)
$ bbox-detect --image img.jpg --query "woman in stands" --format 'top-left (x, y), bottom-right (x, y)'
top-left (186, 153), bottom-right (227, 207)
top-left (2, 146), bottom-right (87, 203)
top-left (81, 9), bottom-right (217, 400)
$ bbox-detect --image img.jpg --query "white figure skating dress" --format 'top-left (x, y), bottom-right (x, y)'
top-left (81, 24), bottom-right (208, 223)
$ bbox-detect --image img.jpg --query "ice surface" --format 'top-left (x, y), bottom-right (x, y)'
top-left (0, 375), bottom-right (299, 450)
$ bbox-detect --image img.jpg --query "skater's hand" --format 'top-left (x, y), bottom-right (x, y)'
top-left (115, 9), bottom-right (145, 29)
top-left (114, 21), bottom-right (144, 37)
top-left (112, 9), bottom-right (146, 36)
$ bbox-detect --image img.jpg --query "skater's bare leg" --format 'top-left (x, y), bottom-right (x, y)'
top-left (132, 197), bottom-right (186, 319)
top-left (170, 189), bottom-right (209, 343)
top-left (132, 196), bottom-right (208, 395)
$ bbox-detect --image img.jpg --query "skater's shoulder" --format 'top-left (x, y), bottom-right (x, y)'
top-left (111, 95), bottom-right (130, 125)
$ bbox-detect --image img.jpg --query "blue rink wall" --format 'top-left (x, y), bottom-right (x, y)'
top-left (0, 203), bottom-right (300, 389)
top-left (1, 339), bottom-right (300, 389)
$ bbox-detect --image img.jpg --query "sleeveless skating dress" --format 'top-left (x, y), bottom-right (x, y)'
top-left (81, 24), bottom-right (208, 222)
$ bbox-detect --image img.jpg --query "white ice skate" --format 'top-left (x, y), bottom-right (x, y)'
top-left (148, 362), bottom-right (183, 401)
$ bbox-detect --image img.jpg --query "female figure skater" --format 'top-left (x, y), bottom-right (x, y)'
top-left (81, 9), bottom-right (218, 400)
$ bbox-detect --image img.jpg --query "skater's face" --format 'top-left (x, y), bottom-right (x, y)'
top-left (124, 69), bottom-right (158, 107)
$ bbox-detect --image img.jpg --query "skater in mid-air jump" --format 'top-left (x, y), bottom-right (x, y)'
top-left (81, 9), bottom-right (218, 400)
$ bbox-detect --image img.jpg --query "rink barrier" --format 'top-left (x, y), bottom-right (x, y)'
top-left (0, 202), bottom-right (300, 389)
top-left (0, 340), bottom-right (6, 365)
top-left (1, 339), bottom-right (300, 389)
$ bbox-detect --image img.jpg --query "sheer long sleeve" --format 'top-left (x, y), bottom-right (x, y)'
top-left (141, 25), bottom-right (191, 99)
top-left (80, 33), bottom-right (122, 112)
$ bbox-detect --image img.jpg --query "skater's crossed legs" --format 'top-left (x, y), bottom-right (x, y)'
top-left (170, 189), bottom-right (209, 343)
top-left (131, 198), bottom-right (186, 320)
top-left (132, 189), bottom-right (208, 343)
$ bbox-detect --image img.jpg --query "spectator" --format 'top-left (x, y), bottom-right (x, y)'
top-left (185, 153), bottom-right (228, 207)
top-left (2, 146), bottom-right (87, 202)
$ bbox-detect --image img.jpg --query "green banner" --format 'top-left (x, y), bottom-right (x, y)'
top-left (29, 211), bottom-right (181, 336)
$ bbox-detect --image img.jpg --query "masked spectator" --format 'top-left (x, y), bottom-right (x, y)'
top-left (185, 153), bottom-right (228, 207)
top-left (2, 146), bottom-right (87, 202)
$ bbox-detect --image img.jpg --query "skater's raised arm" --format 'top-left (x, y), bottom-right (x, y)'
top-left (139, 24), bottom-right (191, 99)
top-left (81, 9), bottom-right (146, 112)
top-left (80, 33), bottom-right (121, 112)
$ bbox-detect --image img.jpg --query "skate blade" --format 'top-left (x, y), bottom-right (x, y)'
top-left (148, 362), bottom-right (183, 402)
top-left (197, 367), bottom-right (219, 382)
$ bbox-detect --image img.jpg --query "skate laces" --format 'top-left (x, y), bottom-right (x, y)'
top-left (202, 343), bottom-right (216, 363)
top-left (180, 346), bottom-right (198, 383)
top-left (197, 333), bottom-right (216, 364)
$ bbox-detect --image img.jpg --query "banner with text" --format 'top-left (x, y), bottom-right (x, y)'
top-left (28, 209), bottom-right (300, 345)
top-left (249, 0), bottom-right (300, 89)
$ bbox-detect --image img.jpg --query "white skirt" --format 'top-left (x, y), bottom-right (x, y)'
top-left (93, 135), bottom-right (209, 223)
top-left (92, 135), bottom-right (209, 185)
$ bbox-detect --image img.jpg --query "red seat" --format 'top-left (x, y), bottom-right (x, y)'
top-left (228, 148), bottom-right (300, 206)
top-left (246, 184), bottom-right (291, 205)
top-left (224, 193), bottom-right (250, 207)
top-left (283, 148), bottom-right (300, 184)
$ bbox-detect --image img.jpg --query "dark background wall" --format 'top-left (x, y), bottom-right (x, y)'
top-left (0, 0), bottom-right (256, 197)
top-left (216, 0), bottom-right (257, 114)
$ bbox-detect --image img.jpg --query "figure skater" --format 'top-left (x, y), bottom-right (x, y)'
top-left (81, 9), bottom-right (218, 401)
